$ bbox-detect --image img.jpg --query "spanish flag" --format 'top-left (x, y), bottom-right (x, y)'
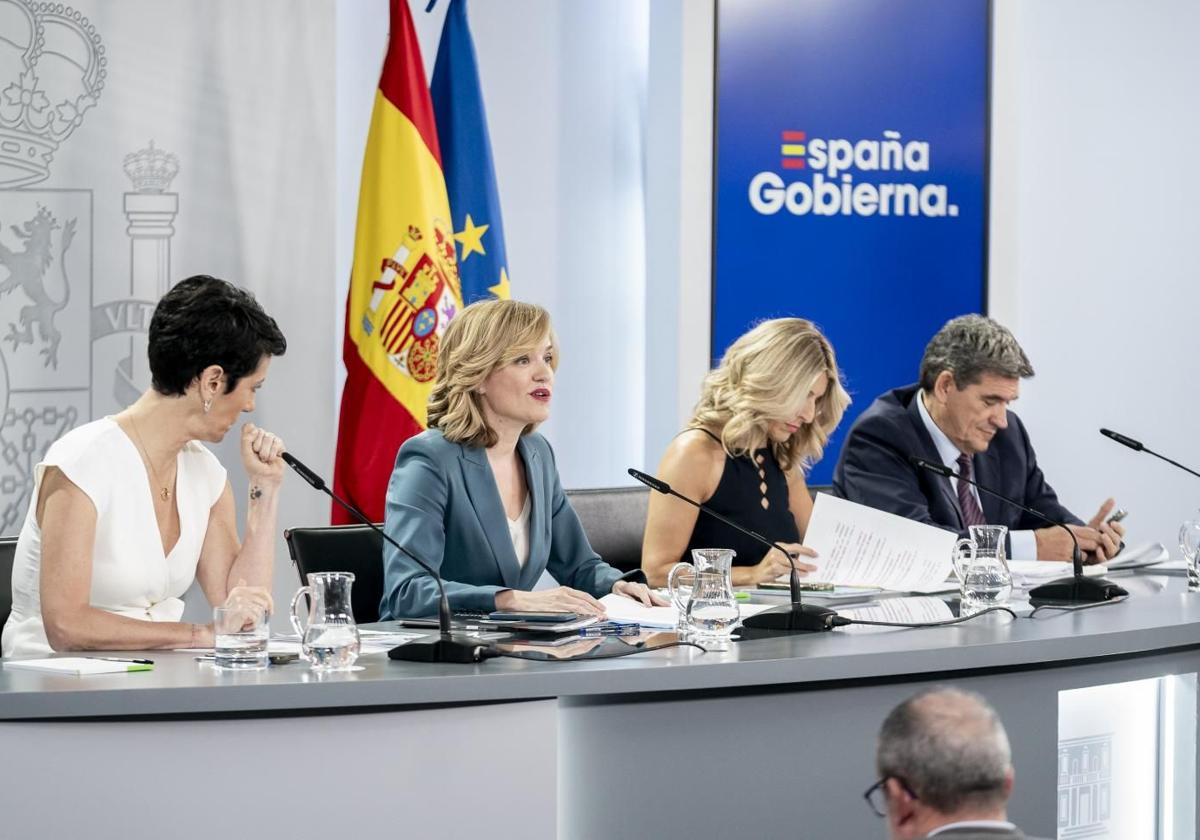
top-left (332, 0), bottom-right (462, 523)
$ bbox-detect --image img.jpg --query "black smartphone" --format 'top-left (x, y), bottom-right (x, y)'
top-left (487, 611), bottom-right (579, 623)
top-left (268, 652), bottom-right (299, 665)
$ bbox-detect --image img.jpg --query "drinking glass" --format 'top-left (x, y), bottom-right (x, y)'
top-left (1178, 515), bottom-right (1200, 592)
top-left (213, 604), bottom-right (269, 670)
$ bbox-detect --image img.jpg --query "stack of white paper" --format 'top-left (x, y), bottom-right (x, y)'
top-left (1007, 561), bottom-right (1108, 587)
top-left (268, 629), bottom-right (424, 656)
top-left (800, 494), bottom-right (957, 592)
top-left (597, 594), bottom-right (775, 629)
top-left (2, 657), bottom-right (152, 675)
top-left (835, 596), bottom-right (954, 634)
top-left (1108, 542), bottom-right (1170, 569)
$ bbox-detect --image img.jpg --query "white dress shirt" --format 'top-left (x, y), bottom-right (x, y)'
top-left (916, 392), bottom-right (1037, 561)
top-left (927, 819), bottom-right (1017, 836)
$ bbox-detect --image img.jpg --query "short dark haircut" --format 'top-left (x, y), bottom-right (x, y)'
top-left (877, 687), bottom-right (1012, 814)
top-left (148, 275), bottom-right (287, 396)
top-left (919, 315), bottom-right (1034, 392)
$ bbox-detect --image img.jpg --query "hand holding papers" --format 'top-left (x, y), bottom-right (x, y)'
top-left (799, 494), bottom-right (956, 592)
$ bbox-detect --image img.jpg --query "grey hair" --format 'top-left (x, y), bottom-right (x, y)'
top-left (919, 315), bottom-right (1034, 392)
top-left (876, 687), bottom-right (1013, 814)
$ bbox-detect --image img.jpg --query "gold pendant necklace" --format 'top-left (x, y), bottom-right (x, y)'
top-left (128, 414), bottom-right (173, 502)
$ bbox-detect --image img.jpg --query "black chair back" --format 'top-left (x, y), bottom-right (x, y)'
top-left (808, 484), bottom-right (834, 500)
top-left (565, 486), bottom-right (650, 574)
top-left (0, 535), bottom-right (17, 635)
top-left (284, 525), bottom-right (385, 624)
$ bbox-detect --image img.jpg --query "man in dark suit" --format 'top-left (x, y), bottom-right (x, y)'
top-left (833, 315), bottom-right (1124, 561)
top-left (867, 687), bottom-right (1049, 840)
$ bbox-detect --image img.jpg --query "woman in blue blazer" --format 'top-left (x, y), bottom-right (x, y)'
top-left (379, 299), bottom-right (663, 620)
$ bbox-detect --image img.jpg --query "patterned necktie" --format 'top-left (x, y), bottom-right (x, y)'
top-left (955, 453), bottom-right (987, 527)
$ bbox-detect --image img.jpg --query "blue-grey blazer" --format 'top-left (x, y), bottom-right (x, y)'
top-left (379, 430), bottom-right (623, 619)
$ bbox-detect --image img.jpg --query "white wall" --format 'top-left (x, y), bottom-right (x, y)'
top-left (642, 0), bottom-right (715, 475)
top-left (990, 0), bottom-right (1200, 553)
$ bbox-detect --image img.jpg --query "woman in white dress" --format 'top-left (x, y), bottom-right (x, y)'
top-left (2, 275), bottom-right (288, 656)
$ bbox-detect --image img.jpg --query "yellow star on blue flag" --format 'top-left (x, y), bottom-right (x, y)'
top-left (432, 0), bottom-right (510, 303)
top-left (453, 214), bottom-right (488, 261)
top-left (489, 268), bottom-right (511, 300)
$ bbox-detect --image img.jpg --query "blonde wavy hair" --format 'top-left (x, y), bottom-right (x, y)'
top-left (690, 318), bottom-right (850, 472)
top-left (427, 299), bottom-right (558, 447)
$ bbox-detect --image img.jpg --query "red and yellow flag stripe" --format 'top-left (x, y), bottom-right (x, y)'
top-left (333, 0), bottom-right (463, 523)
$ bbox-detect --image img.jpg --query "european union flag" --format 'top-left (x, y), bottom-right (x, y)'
top-left (431, 0), bottom-right (510, 304)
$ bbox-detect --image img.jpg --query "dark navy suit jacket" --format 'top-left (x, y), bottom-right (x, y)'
top-left (832, 384), bottom-right (1081, 541)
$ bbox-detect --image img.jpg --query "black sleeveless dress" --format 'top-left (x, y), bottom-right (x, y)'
top-left (681, 429), bottom-right (800, 567)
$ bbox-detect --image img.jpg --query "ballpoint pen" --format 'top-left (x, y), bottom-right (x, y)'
top-left (88, 657), bottom-right (154, 665)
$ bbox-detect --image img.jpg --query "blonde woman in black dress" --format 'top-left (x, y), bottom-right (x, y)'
top-left (640, 318), bottom-right (850, 587)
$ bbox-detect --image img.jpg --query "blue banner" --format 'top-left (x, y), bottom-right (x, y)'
top-left (431, 0), bottom-right (511, 303)
top-left (714, 0), bottom-right (989, 484)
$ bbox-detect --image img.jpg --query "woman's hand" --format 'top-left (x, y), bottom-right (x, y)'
top-left (240, 423), bottom-right (286, 487)
top-left (190, 623), bottom-right (215, 648)
top-left (611, 580), bottom-right (669, 607)
top-left (494, 586), bottom-right (607, 617)
top-left (222, 579), bottom-right (273, 629)
top-left (748, 542), bottom-right (817, 585)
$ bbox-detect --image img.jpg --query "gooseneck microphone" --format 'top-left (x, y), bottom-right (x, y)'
top-left (628, 467), bottom-right (838, 632)
top-left (281, 452), bottom-right (489, 663)
top-left (908, 456), bottom-right (1126, 602)
top-left (1100, 428), bottom-right (1200, 480)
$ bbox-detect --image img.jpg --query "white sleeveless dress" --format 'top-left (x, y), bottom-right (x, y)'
top-left (1, 418), bottom-right (227, 657)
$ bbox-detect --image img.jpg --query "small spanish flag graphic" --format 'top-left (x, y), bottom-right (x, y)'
top-left (781, 130), bottom-right (806, 169)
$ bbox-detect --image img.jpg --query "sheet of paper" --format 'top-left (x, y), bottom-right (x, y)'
top-left (1007, 560), bottom-right (1108, 586)
top-left (598, 594), bottom-right (774, 629)
top-left (754, 584), bottom-right (882, 602)
top-left (2, 657), bottom-right (152, 675)
top-left (1107, 542), bottom-right (1169, 569)
top-left (598, 595), bottom-right (677, 628)
top-left (268, 632), bottom-right (423, 656)
top-left (835, 596), bottom-right (954, 634)
top-left (801, 494), bottom-right (956, 592)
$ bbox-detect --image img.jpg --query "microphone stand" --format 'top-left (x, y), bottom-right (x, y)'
top-left (908, 457), bottom-right (1126, 603)
top-left (1100, 428), bottom-right (1200, 479)
top-left (628, 468), bottom-right (838, 632)
top-left (281, 452), bottom-right (489, 663)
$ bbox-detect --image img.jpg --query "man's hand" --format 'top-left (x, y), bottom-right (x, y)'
top-left (1085, 498), bottom-right (1126, 562)
top-left (1034, 498), bottom-right (1126, 564)
top-left (1034, 524), bottom-right (1101, 562)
